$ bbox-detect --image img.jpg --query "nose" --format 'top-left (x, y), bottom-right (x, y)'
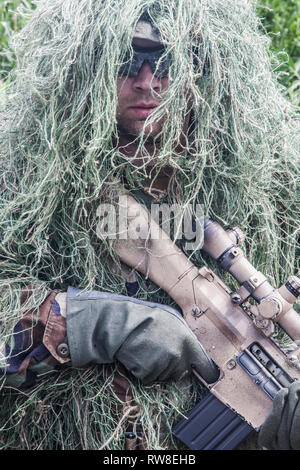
top-left (132, 61), bottom-right (161, 92)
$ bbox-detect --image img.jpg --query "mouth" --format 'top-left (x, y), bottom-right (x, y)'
top-left (129, 102), bottom-right (157, 118)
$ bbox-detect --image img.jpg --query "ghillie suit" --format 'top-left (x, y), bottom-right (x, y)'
top-left (0, 0), bottom-right (299, 450)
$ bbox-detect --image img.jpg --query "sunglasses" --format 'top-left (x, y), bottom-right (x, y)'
top-left (119, 44), bottom-right (171, 78)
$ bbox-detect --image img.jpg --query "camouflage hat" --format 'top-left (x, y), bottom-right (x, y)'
top-left (132, 20), bottom-right (162, 48)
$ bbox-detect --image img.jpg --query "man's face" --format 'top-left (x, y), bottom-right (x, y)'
top-left (116, 61), bottom-right (169, 139)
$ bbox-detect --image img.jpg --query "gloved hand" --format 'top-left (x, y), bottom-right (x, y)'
top-left (66, 287), bottom-right (219, 385)
top-left (258, 380), bottom-right (300, 450)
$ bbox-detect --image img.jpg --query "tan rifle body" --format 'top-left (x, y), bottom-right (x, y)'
top-left (115, 196), bottom-right (300, 429)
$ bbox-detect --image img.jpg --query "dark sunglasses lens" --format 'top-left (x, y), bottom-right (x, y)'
top-left (119, 48), bottom-right (170, 78)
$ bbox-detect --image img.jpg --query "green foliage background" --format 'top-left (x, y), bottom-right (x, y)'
top-left (257, 0), bottom-right (300, 104)
top-left (0, 0), bottom-right (299, 103)
top-left (0, 0), bottom-right (35, 77)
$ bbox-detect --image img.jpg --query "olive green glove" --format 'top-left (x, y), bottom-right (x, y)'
top-left (258, 381), bottom-right (300, 450)
top-left (66, 286), bottom-right (219, 385)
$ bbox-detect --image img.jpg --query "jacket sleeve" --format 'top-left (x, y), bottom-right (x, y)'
top-left (1, 288), bottom-right (70, 389)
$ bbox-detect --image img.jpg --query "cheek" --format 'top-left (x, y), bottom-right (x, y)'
top-left (161, 77), bottom-right (169, 91)
top-left (116, 78), bottom-right (132, 114)
top-left (117, 77), bottom-right (127, 93)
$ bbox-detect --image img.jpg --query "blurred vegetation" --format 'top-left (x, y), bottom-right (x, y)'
top-left (257, 0), bottom-right (300, 104)
top-left (0, 0), bottom-right (36, 79)
top-left (0, 0), bottom-right (299, 103)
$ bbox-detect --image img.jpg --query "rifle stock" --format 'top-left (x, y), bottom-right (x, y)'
top-left (115, 195), bottom-right (300, 446)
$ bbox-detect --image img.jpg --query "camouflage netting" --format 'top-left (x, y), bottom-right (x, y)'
top-left (0, 0), bottom-right (299, 449)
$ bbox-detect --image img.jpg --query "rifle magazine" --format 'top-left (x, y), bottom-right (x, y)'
top-left (172, 393), bottom-right (254, 450)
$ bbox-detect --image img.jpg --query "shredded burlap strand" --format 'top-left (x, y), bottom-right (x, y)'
top-left (0, 0), bottom-right (299, 449)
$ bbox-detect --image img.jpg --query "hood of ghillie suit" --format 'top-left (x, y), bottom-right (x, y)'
top-left (0, 0), bottom-right (299, 450)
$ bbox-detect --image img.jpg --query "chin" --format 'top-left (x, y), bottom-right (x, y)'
top-left (117, 119), bottom-right (163, 141)
top-left (138, 122), bottom-right (162, 138)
